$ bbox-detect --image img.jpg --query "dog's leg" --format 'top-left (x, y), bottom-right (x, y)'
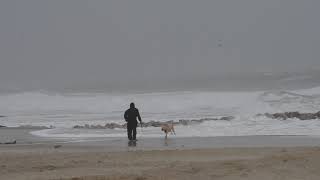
top-left (171, 123), bottom-right (176, 135)
top-left (172, 127), bottom-right (176, 135)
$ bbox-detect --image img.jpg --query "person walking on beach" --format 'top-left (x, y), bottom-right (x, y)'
top-left (124, 102), bottom-right (142, 141)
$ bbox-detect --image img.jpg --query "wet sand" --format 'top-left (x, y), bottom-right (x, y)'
top-left (2, 128), bottom-right (320, 150)
top-left (1, 129), bottom-right (320, 179)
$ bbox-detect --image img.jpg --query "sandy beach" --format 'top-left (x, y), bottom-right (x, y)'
top-left (1, 129), bottom-right (320, 180)
top-left (1, 146), bottom-right (320, 180)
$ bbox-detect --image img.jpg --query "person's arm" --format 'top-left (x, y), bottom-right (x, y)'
top-left (137, 109), bottom-right (142, 122)
top-left (124, 110), bottom-right (128, 122)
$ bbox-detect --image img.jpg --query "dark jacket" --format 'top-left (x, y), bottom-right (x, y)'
top-left (124, 107), bottom-right (142, 126)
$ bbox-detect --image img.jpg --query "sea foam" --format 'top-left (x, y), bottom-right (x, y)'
top-left (1, 86), bottom-right (320, 138)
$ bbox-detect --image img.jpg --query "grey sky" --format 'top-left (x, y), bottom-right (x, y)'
top-left (0, 0), bottom-right (320, 92)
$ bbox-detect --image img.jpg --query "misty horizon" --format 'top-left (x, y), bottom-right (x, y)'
top-left (1, 0), bottom-right (320, 93)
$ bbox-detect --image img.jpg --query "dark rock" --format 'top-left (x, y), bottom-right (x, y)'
top-left (179, 120), bottom-right (189, 125)
top-left (54, 145), bottom-right (62, 149)
top-left (220, 116), bottom-right (234, 121)
top-left (299, 113), bottom-right (317, 120)
top-left (262, 111), bottom-right (320, 120)
top-left (104, 123), bottom-right (124, 129)
top-left (285, 112), bottom-right (300, 119)
top-left (73, 125), bottom-right (83, 129)
top-left (0, 140), bottom-right (16, 144)
top-left (72, 116), bottom-right (235, 129)
top-left (0, 125), bottom-right (6, 128)
top-left (272, 113), bottom-right (288, 120)
top-left (149, 121), bottom-right (163, 127)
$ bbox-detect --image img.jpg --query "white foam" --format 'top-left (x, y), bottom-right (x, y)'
top-left (30, 116), bottom-right (320, 138)
top-left (2, 86), bottom-right (320, 138)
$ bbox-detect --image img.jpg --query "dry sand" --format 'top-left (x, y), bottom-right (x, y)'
top-left (1, 146), bottom-right (320, 180)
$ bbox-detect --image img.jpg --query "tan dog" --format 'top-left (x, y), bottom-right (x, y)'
top-left (161, 123), bottom-right (176, 139)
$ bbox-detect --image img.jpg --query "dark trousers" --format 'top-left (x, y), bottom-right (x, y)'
top-left (127, 124), bottom-right (137, 140)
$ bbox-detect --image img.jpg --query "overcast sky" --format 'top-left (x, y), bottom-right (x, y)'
top-left (0, 0), bottom-right (320, 91)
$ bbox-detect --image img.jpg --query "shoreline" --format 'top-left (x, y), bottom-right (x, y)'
top-left (1, 128), bottom-right (320, 152)
top-left (1, 129), bottom-right (320, 179)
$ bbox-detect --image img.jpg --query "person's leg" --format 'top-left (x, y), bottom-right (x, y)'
top-left (132, 126), bottom-right (137, 140)
top-left (127, 125), bottom-right (132, 140)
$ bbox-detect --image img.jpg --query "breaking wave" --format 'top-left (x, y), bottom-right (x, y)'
top-left (3, 86), bottom-right (320, 138)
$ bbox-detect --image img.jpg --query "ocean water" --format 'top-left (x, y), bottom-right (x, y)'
top-left (1, 86), bottom-right (320, 138)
